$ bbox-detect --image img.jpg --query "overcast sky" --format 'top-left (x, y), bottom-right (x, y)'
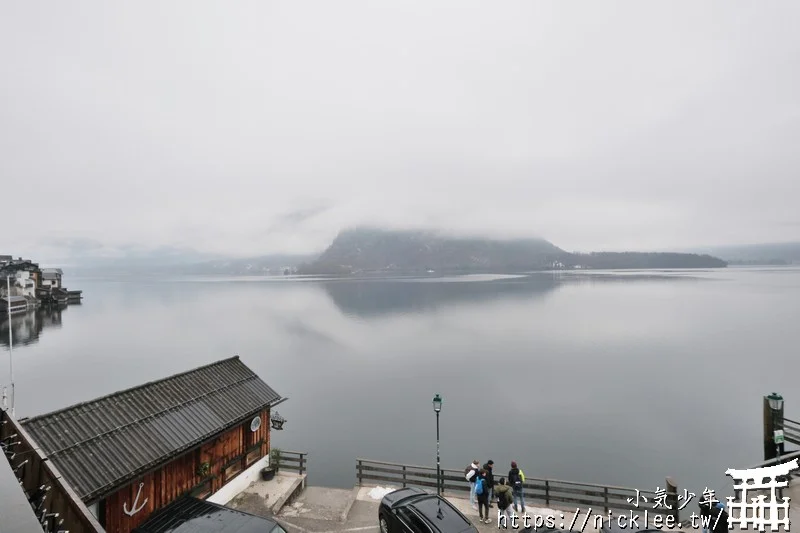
top-left (2, 2), bottom-right (798, 259)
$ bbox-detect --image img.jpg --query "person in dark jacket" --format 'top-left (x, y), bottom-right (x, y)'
top-left (700, 499), bottom-right (727, 533)
top-left (494, 477), bottom-right (514, 520)
top-left (476, 469), bottom-right (491, 523)
top-left (483, 460), bottom-right (495, 508)
top-left (710, 503), bottom-right (728, 533)
top-left (508, 461), bottom-right (526, 513)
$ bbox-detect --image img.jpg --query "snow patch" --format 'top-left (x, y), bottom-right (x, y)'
top-left (368, 486), bottom-right (397, 500)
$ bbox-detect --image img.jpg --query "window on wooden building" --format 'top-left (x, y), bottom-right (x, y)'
top-left (245, 442), bottom-right (263, 468)
top-left (191, 479), bottom-right (213, 500)
top-left (224, 457), bottom-right (244, 481)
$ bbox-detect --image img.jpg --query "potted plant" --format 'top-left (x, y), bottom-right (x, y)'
top-left (261, 448), bottom-right (281, 481)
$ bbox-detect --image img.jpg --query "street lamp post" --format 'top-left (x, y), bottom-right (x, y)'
top-left (433, 394), bottom-right (442, 496)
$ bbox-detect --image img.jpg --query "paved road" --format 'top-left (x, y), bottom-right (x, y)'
top-left (275, 482), bottom-right (800, 533)
top-left (276, 486), bottom-right (595, 533)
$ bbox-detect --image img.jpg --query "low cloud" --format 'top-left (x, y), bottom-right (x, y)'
top-left (1, 1), bottom-right (798, 258)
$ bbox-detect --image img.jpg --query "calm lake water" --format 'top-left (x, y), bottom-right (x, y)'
top-left (2, 267), bottom-right (799, 499)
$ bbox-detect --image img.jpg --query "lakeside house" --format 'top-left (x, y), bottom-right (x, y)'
top-left (0, 295), bottom-right (29, 314)
top-left (18, 356), bottom-right (286, 533)
top-left (1, 257), bottom-right (83, 308)
top-left (0, 257), bottom-right (41, 298)
top-left (40, 267), bottom-right (63, 288)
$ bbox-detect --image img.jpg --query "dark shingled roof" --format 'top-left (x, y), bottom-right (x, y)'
top-left (132, 495), bottom-right (282, 533)
top-left (22, 356), bottom-right (283, 503)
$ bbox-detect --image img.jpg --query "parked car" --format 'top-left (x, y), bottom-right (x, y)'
top-left (600, 521), bottom-right (663, 533)
top-left (379, 487), bottom-right (478, 533)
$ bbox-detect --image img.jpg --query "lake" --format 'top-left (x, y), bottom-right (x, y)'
top-left (2, 267), bottom-right (799, 500)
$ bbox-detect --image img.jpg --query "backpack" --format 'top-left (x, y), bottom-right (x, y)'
top-left (509, 470), bottom-right (523, 490)
top-left (497, 490), bottom-right (510, 509)
top-left (712, 509), bottom-right (728, 533)
top-left (475, 478), bottom-right (484, 495)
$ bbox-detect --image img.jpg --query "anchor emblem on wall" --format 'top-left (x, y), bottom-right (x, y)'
top-left (124, 482), bottom-right (148, 516)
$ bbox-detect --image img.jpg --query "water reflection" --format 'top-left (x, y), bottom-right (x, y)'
top-left (4, 269), bottom-right (798, 501)
top-left (0, 305), bottom-right (68, 349)
top-left (321, 274), bottom-right (560, 318)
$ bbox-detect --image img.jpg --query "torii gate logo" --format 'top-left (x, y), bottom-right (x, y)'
top-left (725, 458), bottom-right (798, 531)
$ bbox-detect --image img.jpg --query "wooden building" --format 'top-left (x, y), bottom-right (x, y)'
top-left (40, 267), bottom-right (63, 288)
top-left (21, 356), bottom-right (286, 533)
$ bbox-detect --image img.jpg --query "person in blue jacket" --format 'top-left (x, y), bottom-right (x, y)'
top-left (700, 500), bottom-right (727, 533)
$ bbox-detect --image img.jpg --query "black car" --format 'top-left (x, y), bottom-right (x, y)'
top-left (600, 521), bottom-right (663, 533)
top-left (132, 495), bottom-right (290, 533)
top-left (379, 487), bottom-right (478, 533)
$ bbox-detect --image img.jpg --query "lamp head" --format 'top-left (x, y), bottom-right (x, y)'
top-left (767, 392), bottom-right (784, 412)
top-left (433, 394), bottom-right (442, 413)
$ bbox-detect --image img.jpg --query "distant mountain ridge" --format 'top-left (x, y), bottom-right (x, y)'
top-left (297, 227), bottom-right (727, 274)
top-left (66, 248), bottom-right (317, 276)
top-left (684, 242), bottom-right (800, 265)
top-left (173, 254), bottom-right (318, 275)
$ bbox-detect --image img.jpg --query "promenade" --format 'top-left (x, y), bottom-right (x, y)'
top-left (230, 472), bottom-right (607, 533)
top-left (228, 471), bottom-right (800, 533)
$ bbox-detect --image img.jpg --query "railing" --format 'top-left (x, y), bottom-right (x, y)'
top-left (1, 409), bottom-right (104, 533)
top-left (356, 458), bottom-right (679, 521)
top-left (783, 417), bottom-right (800, 446)
top-left (746, 449), bottom-right (800, 472)
top-left (276, 449), bottom-right (308, 476)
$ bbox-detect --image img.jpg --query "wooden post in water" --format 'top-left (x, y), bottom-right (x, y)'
top-left (665, 477), bottom-right (678, 524)
top-left (777, 401), bottom-right (786, 458)
top-left (764, 396), bottom-right (775, 461)
top-left (763, 396), bottom-right (785, 461)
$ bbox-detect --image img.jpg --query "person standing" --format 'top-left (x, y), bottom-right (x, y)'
top-left (494, 477), bottom-right (514, 522)
top-left (483, 460), bottom-right (495, 508)
top-left (476, 469), bottom-right (491, 524)
top-left (700, 500), bottom-right (727, 533)
top-left (508, 461), bottom-right (526, 513)
top-left (465, 460), bottom-right (481, 510)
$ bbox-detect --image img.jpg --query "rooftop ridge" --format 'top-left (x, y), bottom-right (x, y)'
top-left (22, 355), bottom-right (242, 425)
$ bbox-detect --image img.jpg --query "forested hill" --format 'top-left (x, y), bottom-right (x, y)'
top-left (297, 228), bottom-right (727, 275)
top-left (571, 252), bottom-right (727, 269)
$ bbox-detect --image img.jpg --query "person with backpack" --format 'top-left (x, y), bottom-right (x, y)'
top-left (508, 461), bottom-right (526, 513)
top-left (475, 469), bottom-right (491, 523)
top-left (494, 477), bottom-right (514, 521)
top-left (483, 460), bottom-right (495, 508)
top-left (465, 460), bottom-right (481, 510)
top-left (712, 504), bottom-right (729, 533)
top-left (700, 500), bottom-right (728, 533)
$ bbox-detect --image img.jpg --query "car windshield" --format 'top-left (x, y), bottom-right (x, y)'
top-left (271, 524), bottom-right (288, 533)
top-left (412, 497), bottom-right (471, 529)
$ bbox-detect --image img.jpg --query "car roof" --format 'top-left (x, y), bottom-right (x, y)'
top-left (385, 487), bottom-right (426, 501)
top-left (405, 494), bottom-right (474, 533)
top-left (601, 524), bottom-right (664, 533)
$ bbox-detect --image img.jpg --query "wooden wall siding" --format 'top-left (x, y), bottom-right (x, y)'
top-left (102, 408), bottom-right (271, 533)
